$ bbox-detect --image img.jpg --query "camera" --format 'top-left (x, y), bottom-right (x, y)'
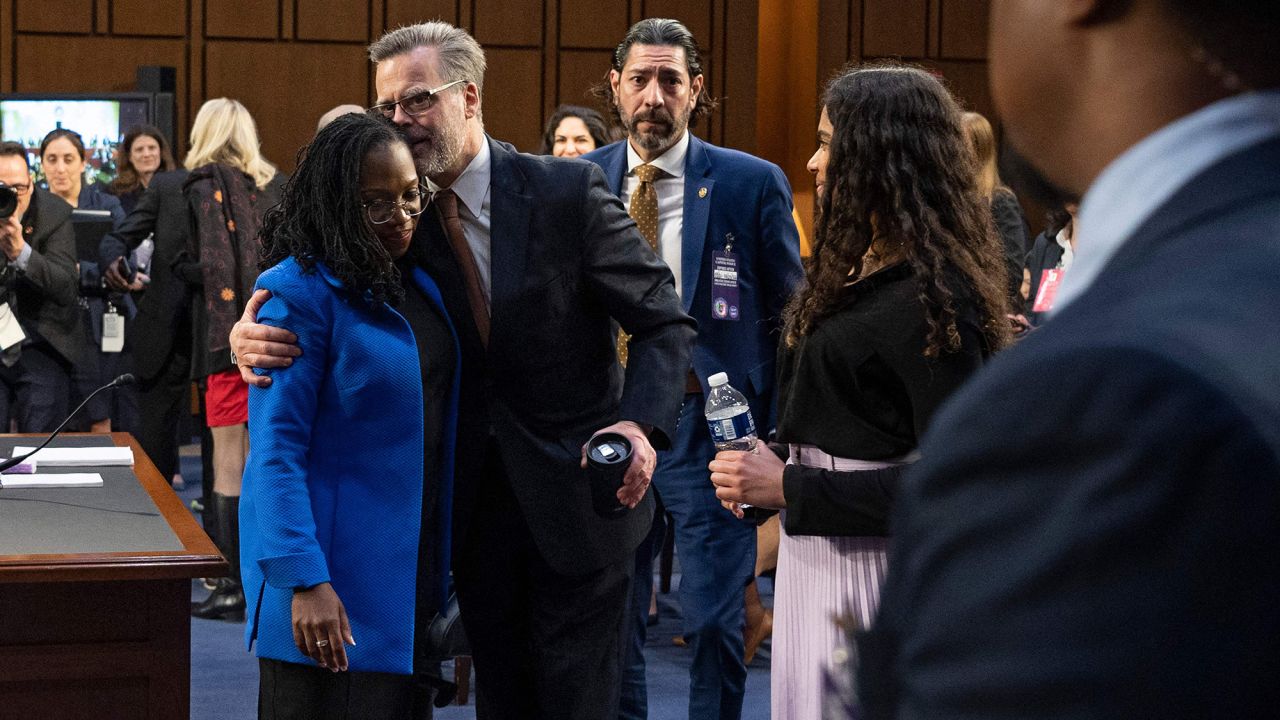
top-left (0, 184), bottom-right (17, 220)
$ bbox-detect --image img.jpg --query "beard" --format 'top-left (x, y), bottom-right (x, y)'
top-left (622, 105), bottom-right (689, 155)
top-left (406, 116), bottom-right (466, 180)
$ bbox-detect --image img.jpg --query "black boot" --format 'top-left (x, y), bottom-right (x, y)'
top-left (198, 483), bottom-right (220, 591)
top-left (192, 493), bottom-right (246, 621)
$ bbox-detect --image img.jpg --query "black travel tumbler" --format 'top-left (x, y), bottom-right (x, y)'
top-left (586, 432), bottom-right (632, 518)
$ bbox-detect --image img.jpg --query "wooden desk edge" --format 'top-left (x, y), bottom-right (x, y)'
top-left (0, 433), bottom-right (229, 583)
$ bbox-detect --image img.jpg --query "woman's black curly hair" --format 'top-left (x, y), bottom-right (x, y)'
top-left (259, 112), bottom-right (408, 305)
top-left (785, 61), bottom-right (1011, 358)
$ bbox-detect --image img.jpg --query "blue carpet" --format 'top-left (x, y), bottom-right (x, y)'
top-left (179, 451), bottom-right (772, 719)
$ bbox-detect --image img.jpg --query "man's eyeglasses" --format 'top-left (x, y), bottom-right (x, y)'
top-left (0, 182), bottom-right (32, 195)
top-left (369, 80), bottom-right (466, 119)
top-left (363, 189), bottom-right (428, 225)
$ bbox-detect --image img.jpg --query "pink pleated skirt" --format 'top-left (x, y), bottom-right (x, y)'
top-left (771, 445), bottom-right (915, 720)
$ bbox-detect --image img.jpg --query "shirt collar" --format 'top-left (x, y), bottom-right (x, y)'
top-left (626, 131), bottom-right (689, 179)
top-left (1052, 89), bottom-right (1280, 316)
top-left (426, 138), bottom-right (491, 217)
top-left (1054, 227), bottom-right (1072, 252)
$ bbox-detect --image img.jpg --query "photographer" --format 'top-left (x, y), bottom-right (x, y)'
top-left (0, 141), bottom-right (80, 431)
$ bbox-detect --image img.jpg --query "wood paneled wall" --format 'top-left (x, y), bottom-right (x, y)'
top-left (0, 0), bottom-right (993, 208)
top-left (765, 0), bottom-right (992, 237)
top-left (817, 0), bottom-right (992, 118)
top-left (0, 0), bottom-right (759, 171)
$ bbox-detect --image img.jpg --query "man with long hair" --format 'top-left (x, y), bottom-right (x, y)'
top-left (583, 18), bottom-right (802, 720)
top-left (859, 2), bottom-right (1280, 716)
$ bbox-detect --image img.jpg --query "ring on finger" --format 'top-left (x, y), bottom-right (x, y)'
top-left (315, 639), bottom-right (330, 647)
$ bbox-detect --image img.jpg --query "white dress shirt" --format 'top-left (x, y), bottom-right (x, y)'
top-left (621, 132), bottom-right (689, 299)
top-left (1054, 89), bottom-right (1280, 317)
top-left (1054, 227), bottom-right (1075, 271)
top-left (427, 139), bottom-right (494, 303)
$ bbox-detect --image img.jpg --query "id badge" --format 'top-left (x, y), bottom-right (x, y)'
top-left (1032, 268), bottom-right (1065, 313)
top-left (0, 302), bottom-right (26, 351)
top-left (711, 250), bottom-right (741, 321)
top-left (102, 308), bottom-right (125, 353)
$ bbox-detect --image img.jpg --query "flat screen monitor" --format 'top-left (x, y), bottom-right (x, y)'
top-left (0, 94), bottom-right (156, 185)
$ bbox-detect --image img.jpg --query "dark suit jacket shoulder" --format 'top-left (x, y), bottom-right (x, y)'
top-left (426, 138), bottom-right (696, 576)
top-left (860, 136), bottom-right (1280, 719)
top-left (13, 188), bottom-right (80, 364)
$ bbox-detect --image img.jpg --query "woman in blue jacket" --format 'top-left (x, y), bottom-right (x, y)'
top-left (242, 112), bottom-right (458, 718)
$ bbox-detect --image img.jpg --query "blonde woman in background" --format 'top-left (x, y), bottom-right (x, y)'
top-left (963, 111), bottom-right (1030, 307)
top-left (183, 98), bottom-right (285, 621)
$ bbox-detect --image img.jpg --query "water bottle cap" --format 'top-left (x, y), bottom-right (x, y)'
top-left (707, 372), bottom-right (729, 387)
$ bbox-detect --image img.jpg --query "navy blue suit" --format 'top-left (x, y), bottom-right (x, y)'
top-left (858, 137), bottom-right (1280, 718)
top-left (585, 135), bottom-right (802, 720)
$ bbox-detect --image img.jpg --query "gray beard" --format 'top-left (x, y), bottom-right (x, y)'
top-left (413, 126), bottom-right (465, 180)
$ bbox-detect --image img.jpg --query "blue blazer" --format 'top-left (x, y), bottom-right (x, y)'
top-left (240, 257), bottom-right (460, 675)
top-left (860, 137), bottom-right (1280, 717)
top-left (77, 182), bottom-right (125, 226)
top-left (583, 136), bottom-right (802, 429)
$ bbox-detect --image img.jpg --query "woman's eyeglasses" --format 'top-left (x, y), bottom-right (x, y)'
top-left (363, 189), bottom-right (428, 225)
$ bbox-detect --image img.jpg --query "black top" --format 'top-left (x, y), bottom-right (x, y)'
top-left (114, 187), bottom-right (143, 216)
top-left (395, 259), bottom-right (457, 654)
top-left (775, 263), bottom-right (988, 536)
top-left (992, 187), bottom-right (1031, 305)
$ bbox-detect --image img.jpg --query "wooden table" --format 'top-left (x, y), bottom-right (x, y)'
top-left (0, 433), bottom-right (225, 719)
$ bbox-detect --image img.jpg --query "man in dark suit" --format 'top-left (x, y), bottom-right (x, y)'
top-left (99, 169), bottom-right (192, 486)
top-left (858, 2), bottom-right (1280, 718)
top-left (0, 141), bottom-right (80, 432)
top-left (581, 19), bottom-right (801, 720)
top-left (231, 21), bottom-right (696, 719)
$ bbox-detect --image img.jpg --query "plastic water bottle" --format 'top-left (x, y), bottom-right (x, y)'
top-left (705, 373), bottom-right (773, 522)
top-left (704, 372), bottom-right (757, 451)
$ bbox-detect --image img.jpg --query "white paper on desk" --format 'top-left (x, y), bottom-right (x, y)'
top-left (11, 446), bottom-right (134, 467)
top-left (0, 473), bottom-right (104, 488)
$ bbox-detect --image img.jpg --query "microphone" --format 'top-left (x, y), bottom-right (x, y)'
top-left (0, 373), bottom-right (136, 474)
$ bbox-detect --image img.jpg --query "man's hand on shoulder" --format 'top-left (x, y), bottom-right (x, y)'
top-left (581, 420), bottom-right (655, 509)
top-left (230, 288), bottom-right (301, 388)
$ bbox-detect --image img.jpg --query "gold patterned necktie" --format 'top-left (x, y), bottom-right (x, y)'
top-left (619, 163), bottom-right (663, 366)
top-left (629, 163), bottom-right (662, 251)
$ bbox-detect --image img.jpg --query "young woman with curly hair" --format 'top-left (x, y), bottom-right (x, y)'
top-left (709, 62), bottom-right (1010, 718)
top-left (242, 112), bottom-right (459, 717)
